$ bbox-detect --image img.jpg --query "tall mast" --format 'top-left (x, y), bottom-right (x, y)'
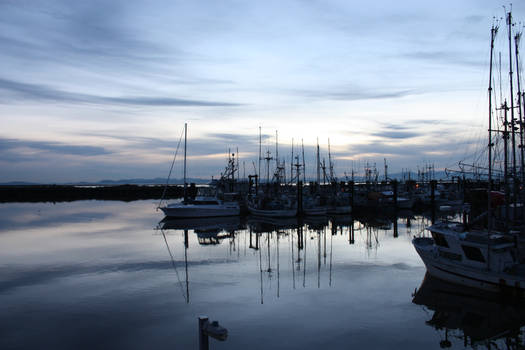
top-left (384, 158), bottom-right (388, 182)
top-left (316, 138), bottom-right (321, 192)
top-left (504, 100), bottom-right (510, 231)
top-left (275, 130), bottom-right (279, 170)
top-left (258, 126), bottom-right (262, 184)
top-left (488, 24), bottom-right (498, 233)
top-left (328, 138), bottom-right (334, 182)
top-left (183, 122), bottom-right (187, 202)
top-left (515, 31), bottom-right (524, 185)
top-left (291, 138), bottom-right (294, 182)
top-left (507, 11), bottom-right (517, 202)
top-left (301, 139), bottom-right (306, 183)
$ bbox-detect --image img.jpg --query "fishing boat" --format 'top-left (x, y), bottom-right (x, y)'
top-left (413, 222), bottom-right (524, 293)
top-left (413, 14), bottom-right (525, 294)
top-left (160, 196), bottom-right (240, 218)
top-left (247, 197), bottom-right (297, 218)
top-left (159, 123), bottom-right (240, 218)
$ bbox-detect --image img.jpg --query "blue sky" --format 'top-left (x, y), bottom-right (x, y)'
top-left (0, 0), bottom-right (524, 182)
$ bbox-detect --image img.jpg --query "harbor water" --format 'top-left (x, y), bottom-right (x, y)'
top-left (0, 200), bottom-right (521, 349)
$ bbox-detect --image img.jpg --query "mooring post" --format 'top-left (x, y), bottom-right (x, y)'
top-left (198, 315), bottom-right (228, 350)
top-left (199, 316), bottom-right (209, 350)
top-left (297, 180), bottom-right (303, 216)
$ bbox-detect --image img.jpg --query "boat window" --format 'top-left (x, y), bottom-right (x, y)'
top-left (439, 250), bottom-right (461, 261)
top-left (461, 245), bottom-right (485, 262)
top-left (431, 232), bottom-right (449, 248)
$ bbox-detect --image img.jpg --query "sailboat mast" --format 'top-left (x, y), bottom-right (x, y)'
top-left (488, 24), bottom-right (498, 233)
top-left (316, 138), bottom-right (321, 192)
top-left (291, 138), bottom-right (294, 182)
top-left (504, 100), bottom-right (510, 231)
top-left (507, 11), bottom-right (517, 201)
top-left (515, 31), bottom-right (524, 185)
top-left (258, 126), bottom-right (262, 186)
top-left (301, 139), bottom-right (306, 183)
top-left (183, 122), bottom-right (187, 202)
top-left (328, 138), bottom-right (334, 182)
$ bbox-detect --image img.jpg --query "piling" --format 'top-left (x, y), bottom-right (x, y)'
top-left (198, 316), bottom-right (209, 350)
top-left (297, 181), bottom-right (303, 216)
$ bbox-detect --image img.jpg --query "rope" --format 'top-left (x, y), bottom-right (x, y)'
top-left (158, 126), bottom-right (185, 209)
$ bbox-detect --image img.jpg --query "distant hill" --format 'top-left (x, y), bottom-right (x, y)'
top-left (0, 178), bottom-right (211, 186)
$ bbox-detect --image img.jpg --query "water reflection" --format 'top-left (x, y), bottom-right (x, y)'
top-left (413, 273), bottom-right (525, 349)
top-left (1, 201), bottom-right (466, 349)
top-left (156, 211), bottom-right (437, 306)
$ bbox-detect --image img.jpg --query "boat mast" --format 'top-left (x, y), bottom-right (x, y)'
top-left (504, 99), bottom-right (510, 231)
top-left (328, 138), bottom-right (334, 183)
top-left (301, 139), bottom-right (306, 183)
top-left (316, 138), bottom-right (321, 192)
top-left (515, 31), bottom-right (524, 186)
top-left (507, 10), bottom-right (518, 216)
top-left (291, 138), bottom-right (294, 183)
top-left (183, 122), bottom-right (187, 202)
top-left (488, 23), bottom-right (498, 233)
top-left (258, 126), bottom-right (262, 187)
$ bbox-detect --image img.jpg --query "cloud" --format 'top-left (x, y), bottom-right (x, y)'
top-left (371, 131), bottom-right (419, 139)
top-left (295, 87), bottom-right (417, 101)
top-left (402, 50), bottom-right (484, 67)
top-left (0, 138), bottom-right (111, 162)
top-left (0, 78), bottom-right (241, 107)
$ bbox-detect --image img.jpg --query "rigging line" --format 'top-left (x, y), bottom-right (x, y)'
top-left (161, 230), bottom-right (188, 303)
top-left (158, 126), bottom-right (186, 209)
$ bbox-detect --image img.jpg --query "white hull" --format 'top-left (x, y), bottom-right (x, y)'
top-left (413, 237), bottom-right (525, 293)
top-left (248, 206), bottom-right (297, 218)
top-left (161, 203), bottom-right (240, 218)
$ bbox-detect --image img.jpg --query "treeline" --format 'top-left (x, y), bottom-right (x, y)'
top-left (0, 184), bottom-right (190, 203)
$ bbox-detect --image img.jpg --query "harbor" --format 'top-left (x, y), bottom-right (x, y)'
top-left (3, 2), bottom-right (525, 350)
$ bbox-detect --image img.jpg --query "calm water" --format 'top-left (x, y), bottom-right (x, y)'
top-left (0, 200), bottom-right (522, 349)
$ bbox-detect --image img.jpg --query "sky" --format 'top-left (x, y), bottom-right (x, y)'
top-left (1, 0), bottom-right (524, 183)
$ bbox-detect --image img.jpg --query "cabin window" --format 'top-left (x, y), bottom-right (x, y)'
top-left (431, 232), bottom-right (449, 248)
top-left (461, 245), bottom-right (485, 262)
top-left (439, 250), bottom-right (462, 261)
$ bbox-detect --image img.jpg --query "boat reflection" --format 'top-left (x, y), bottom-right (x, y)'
top-left (412, 273), bottom-right (525, 349)
top-left (161, 216), bottom-right (244, 245)
top-left (155, 211), bottom-right (442, 304)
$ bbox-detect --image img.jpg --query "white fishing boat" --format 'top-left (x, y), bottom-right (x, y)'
top-left (159, 123), bottom-right (240, 218)
top-left (160, 196), bottom-right (240, 218)
top-left (413, 222), bottom-right (525, 293)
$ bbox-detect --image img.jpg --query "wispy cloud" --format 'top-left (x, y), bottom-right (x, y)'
top-left (371, 131), bottom-right (419, 139)
top-left (402, 50), bottom-right (484, 67)
top-left (294, 87), bottom-right (418, 101)
top-left (0, 138), bottom-right (111, 162)
top-left (0, 78), bottom-right (241, 107)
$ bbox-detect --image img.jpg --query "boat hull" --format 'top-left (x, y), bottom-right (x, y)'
top-left (413, 237), bottom-right (525, 294)
top-left (160, 204), bottom-right (240, 218)
top-left (248, 206), bottom-right (297, 218)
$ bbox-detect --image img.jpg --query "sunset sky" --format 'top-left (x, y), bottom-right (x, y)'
top-left (1, 0), bottom-right (524, 183)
